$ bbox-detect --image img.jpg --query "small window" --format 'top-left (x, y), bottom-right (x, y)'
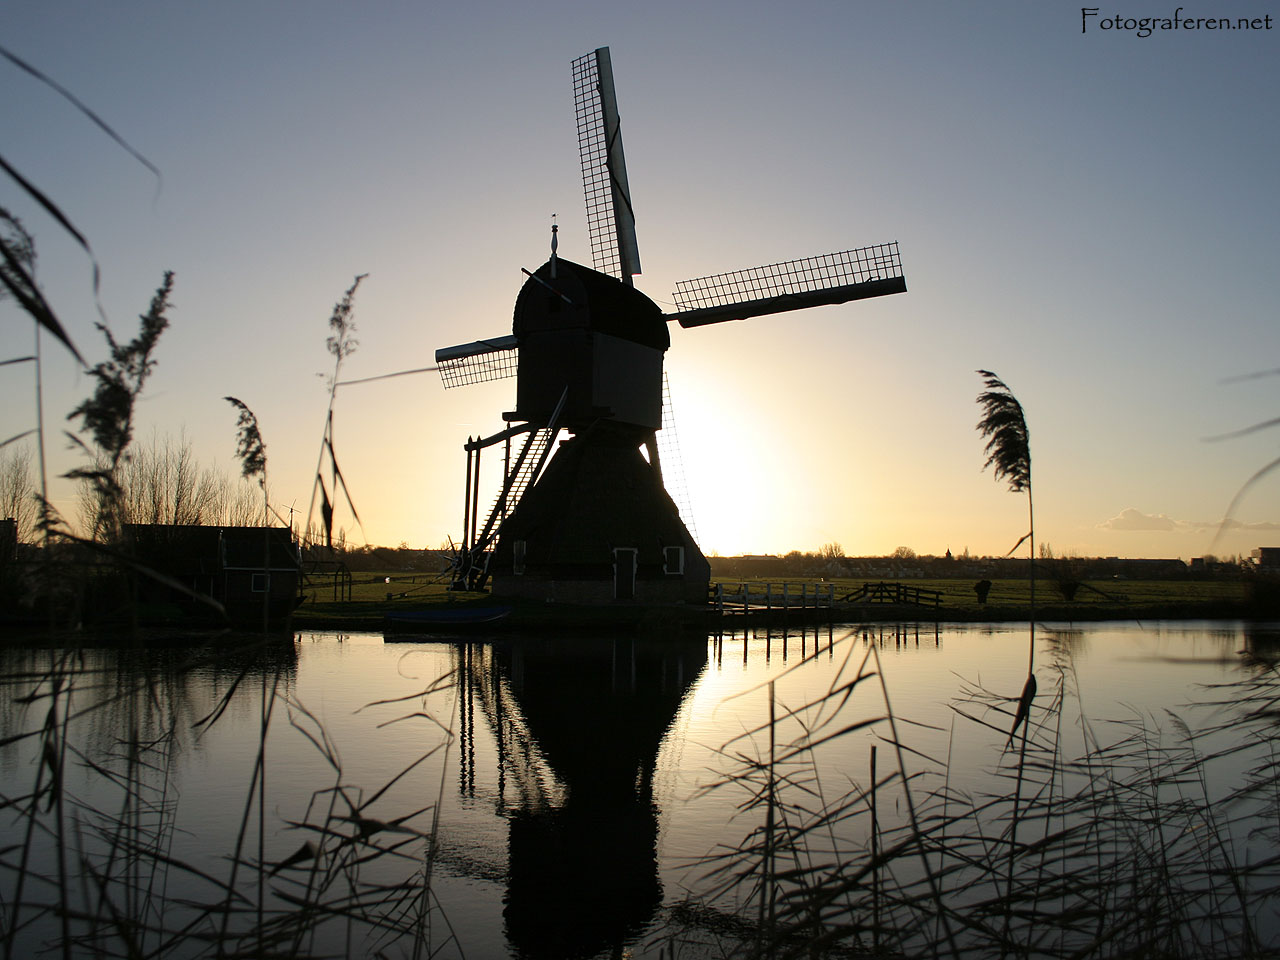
top-left (251, 573), bottom-right (270, 593)
top-left (664, 545), bottom-right (684, 576)
top-left (513, 540), bottom-right (527, 576)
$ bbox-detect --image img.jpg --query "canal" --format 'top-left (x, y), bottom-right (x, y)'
top-left (2, 619), bottom-right (1278, 958)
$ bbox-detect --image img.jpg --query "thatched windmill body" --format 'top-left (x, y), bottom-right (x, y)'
top-left (437, 47), bottom-right (906, 603)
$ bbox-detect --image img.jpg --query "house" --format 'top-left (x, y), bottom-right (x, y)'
top-left (1253, 547), bottom-right (1280, 572)
top-left (126, 524), bottom-right (300, 624)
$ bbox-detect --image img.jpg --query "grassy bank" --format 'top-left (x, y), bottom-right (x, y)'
top-left (289, 572), bottom-right (1258, 630)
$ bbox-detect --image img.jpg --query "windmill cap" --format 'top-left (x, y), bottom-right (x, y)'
top-left (513, 258), bottom-right (669, 350)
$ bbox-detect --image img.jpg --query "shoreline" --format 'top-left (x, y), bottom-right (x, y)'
top-left (291, 598), bottom-right (1273, 635)
top-left (3, 598), bottom-right (1272, 644)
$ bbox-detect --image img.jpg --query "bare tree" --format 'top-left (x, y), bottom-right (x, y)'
top-left (223, 480), bottom-right (269, 527)
top-left (0, 443), bottom-right (35, 542)
top-left (121, 433), bottom-right (223, 525)
top-left (75, 432), bottom-right (269, 532)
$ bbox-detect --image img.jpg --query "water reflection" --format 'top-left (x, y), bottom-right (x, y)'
top-left (0, 637), bottom-right (298, 774)
top-left (5, 622), bottom-right (1276, 959)
top-left (454, 635), bottom-right (706, 959)
top-left (0, 637), bottom-right (303, 959)
top-left (1243, 621), bottom-right (1280, 665)
top-left (709, 620), bottom-right (845, 668)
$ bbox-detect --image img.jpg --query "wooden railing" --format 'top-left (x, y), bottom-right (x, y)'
top-left (710, 581), bottom-right (836, 615)
top-left (840, 581), bottom-right (943, 608)
top-left (301, 559), bottom-right (353, 602)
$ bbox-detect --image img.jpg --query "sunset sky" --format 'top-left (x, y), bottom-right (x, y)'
top-left (2, 1), bottom-right (1277, 560)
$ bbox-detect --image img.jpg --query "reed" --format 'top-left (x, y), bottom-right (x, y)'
top-left (0, 639), bottom-right (459, 959)
top-left (305, 275), bottom-right (367, 554)
top-left (669, 627), bottom-right (1280, 958)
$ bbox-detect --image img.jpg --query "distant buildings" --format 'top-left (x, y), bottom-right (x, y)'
top-left (1253, 547), bottom-right (1280, 572)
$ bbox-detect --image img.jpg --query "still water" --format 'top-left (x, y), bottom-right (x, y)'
top-left (2, 619), bottom-right (1278, 958)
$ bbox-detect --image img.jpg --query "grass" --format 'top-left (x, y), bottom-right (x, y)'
top-left (294, 570), bottom-right (491, 627)
top-left (711, 576), bottom-right (1249, 616)
top-left (297, 570), bottom-right (1250, 625)
top-left (301, 571), bottom-right (461, 606)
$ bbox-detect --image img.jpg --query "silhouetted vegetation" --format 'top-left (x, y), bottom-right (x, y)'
top-left (705, 551), bottom-right (1247, 581)
top-left (0, 640), bottom-right (458, 958)
top-left (663, 629), bottom-right (1280, 959)
top-left (63, 273), bottom-right (174, 542)
top-left (306, 275), bottom-right (366, 552)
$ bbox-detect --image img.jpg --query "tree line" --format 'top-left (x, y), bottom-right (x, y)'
top-left (0, 435), bottom-right (270, 546)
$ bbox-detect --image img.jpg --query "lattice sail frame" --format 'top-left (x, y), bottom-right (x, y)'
top-left (436, 336), bottom-right (519, 389)
top-left (571, 48), bottom-right (641, 282)
top-left (671, 243), bottom-right (902, 313)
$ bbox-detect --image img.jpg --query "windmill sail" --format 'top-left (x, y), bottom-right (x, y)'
top-left (572, 47), bottom-right (641, 284)
top-left (436, 335), bottom-right (519, 388)
top-left (670, 243), bottom-right (905, 328)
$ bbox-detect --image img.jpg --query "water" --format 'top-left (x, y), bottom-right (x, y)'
top-left (2, 619), bottom-right (1279, 958)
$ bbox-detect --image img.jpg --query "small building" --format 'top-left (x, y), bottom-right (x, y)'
top-left (1253, 547), bottom-right (1280, 572)
top-left (126, 524), bottom-right (300, 624)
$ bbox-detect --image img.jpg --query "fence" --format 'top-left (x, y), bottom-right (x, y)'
top-left (711, 581), bottom-right (836, 616)
top-left (840, 581), bottom-right (943, 608)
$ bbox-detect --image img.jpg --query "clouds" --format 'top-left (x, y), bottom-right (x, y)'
top-left (1100, 508), bottom-right (1182, 532)
top-left (1099, 508), bottom-right (1280, 535)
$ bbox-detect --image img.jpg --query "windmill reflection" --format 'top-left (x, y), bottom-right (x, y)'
top-left (455, 635), bottom-right (706, 959)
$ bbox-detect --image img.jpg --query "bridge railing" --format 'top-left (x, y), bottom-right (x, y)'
top-left (711, 580), bottom-right (947, 614)
top-left (841, 581), bottom-right (943, 608)
top-left (711, 581), bottom-right (836, 615)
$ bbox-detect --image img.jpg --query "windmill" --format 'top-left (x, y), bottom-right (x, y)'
top-left (436, 47), bottom-right (906, 602)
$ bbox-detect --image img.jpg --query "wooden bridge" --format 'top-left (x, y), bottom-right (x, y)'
top-left (840, 581), bottom-right (943, 608)
top-left (711, 581), bottom-right (835, 615)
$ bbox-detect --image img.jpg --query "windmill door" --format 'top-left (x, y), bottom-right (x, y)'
top-left (613, 547), bottom-right (637, 600)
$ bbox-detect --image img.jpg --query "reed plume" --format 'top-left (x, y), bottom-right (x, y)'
top-left (976, 369), bottom-right (1030, 496)
top-left (64, 272), bottom-right (174, 542)
top-left (225, 396), bottom-right (267, 487)
top-left (975, 368), bottom-right (1036, 678)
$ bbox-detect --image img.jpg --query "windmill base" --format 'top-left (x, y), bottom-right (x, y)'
top-left (488, 424), bottom-right (709, 606)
